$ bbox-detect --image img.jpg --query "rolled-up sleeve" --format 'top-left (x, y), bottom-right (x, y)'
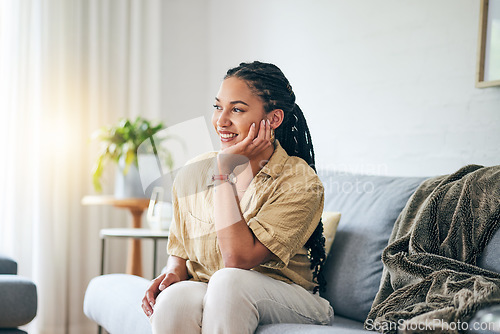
top-left (247, 174), bottom-right (324, 268)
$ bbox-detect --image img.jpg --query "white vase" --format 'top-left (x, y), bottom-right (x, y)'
top-left (114, 157), bottom-right (147, 198)
top-left (147, 187), bottom-right (173, 231)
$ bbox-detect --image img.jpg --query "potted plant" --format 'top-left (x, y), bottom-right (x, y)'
top-left (91, 117), bottom-right (174, 198)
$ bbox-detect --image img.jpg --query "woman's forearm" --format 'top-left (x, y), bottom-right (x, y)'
top-left (213, 180), bottom-right (271, 268)
top-left (164, 255), bottom-right (189, 281)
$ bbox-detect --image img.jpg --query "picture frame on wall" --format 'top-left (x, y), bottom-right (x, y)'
top-left (476, 0), bottom-right (500, 88)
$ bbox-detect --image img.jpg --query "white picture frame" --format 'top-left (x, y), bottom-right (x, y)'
top-left (476, 0), bottom-right (500, 87)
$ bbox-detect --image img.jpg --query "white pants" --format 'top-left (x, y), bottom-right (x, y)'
top-left (150, 268), bottom-right (333, 334)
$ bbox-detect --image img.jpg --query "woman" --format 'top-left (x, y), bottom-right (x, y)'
top-left (142, 61), bottom-right (333, 333)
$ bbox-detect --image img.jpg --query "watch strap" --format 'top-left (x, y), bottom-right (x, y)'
top-left (211, 174), bottom-right (236, 184)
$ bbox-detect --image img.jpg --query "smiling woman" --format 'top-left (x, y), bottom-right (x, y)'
top-left (142, 61), bottom-right (333, 333)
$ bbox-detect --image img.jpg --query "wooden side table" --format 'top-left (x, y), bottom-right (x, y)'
top-left (82, 196), bottom-right (150, 277)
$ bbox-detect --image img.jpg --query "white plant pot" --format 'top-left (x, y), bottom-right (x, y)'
top-left (114, 157), bottom-right (147, 198)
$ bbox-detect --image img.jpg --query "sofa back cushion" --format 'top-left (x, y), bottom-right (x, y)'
top-left (318, 171), bottom-right (427, 322)
top-left (0, 255), bottom-right (17, 275)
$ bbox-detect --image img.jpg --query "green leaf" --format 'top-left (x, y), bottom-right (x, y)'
top-left (92, 154), bottom-right (105, 192)
top-left (123, 147), bottom-right (136, 175)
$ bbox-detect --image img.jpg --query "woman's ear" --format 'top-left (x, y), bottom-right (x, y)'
top-left (268, 109), bottom-right (284, 129)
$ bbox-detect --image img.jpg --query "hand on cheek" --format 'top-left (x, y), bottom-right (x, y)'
top-left (217, 119), bottom-right (272, 173)
top-left (254, 119), bottom-right (271, 145)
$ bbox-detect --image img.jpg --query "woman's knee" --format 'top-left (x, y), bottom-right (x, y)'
top-left (205, 268), bottom-right (259, 300)
top-left (209, 267), bottom-right (254, 287)
top-left (202, 268), bottom-right (261, 333)
top-left (150, 281), bottom-right (206, 331)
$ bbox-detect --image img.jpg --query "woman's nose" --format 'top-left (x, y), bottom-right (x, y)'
top-left (216, 110), bottom-right (231, 127)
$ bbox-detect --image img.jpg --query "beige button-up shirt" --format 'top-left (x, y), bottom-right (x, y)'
top-left (166, 141), bottom-right (324, 292)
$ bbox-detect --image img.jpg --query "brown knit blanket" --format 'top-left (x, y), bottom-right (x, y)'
top-left (365, 164), bottom-right (500, 334)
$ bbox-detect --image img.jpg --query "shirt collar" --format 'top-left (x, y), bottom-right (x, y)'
top-left (258, 140), bottom-right (289, 179)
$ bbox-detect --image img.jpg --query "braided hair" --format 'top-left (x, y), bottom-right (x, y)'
top-left (225, 61), bottom-right (327, 293)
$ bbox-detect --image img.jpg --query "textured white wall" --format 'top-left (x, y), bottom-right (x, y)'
top-left (160, 0), bottom-right (499, 177)
top-left (197, 0), bottom-right (500, 176)
top-left (160, 1), bottom-right (209, 126)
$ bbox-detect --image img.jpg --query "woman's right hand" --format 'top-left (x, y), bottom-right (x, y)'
top-left (141, 272), bottom-right (181, 317)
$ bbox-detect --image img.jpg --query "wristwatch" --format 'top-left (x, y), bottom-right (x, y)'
top-left (211, 173), bottom-right (237, 185)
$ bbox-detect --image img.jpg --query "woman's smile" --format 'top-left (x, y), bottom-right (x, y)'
top-left (218, 129), bottom-right (238, 142)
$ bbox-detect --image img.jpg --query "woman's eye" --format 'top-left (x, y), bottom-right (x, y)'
top-left (213, 104), bottom-right (222, 110)
top-left (233, 107), bottom-right (244, 113)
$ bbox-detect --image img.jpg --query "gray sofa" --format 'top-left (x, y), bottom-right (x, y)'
top-left (0, 254), bottom-right (38, 334)
top-left (84, 171), bottom-right (500, 333)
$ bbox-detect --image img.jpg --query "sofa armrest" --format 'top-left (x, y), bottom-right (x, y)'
top-left (0, 255), bottom-right (17, 275)
top-left (84, 274), bottom-right (151, 334)
top-left (0, 275), bottom-right (37, 328)
top-left (0, 329), bottom-right (28, 334)
top-left (468, 304), bottom-right (500, 333)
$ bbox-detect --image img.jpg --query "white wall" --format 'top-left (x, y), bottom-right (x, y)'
top-left (160, 1), bottom-right (209, 125)
top-left (163, 0), bottom-right (500, 177)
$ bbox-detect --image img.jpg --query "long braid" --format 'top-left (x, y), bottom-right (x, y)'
top-left (225, 61), bottom-right (327, 293)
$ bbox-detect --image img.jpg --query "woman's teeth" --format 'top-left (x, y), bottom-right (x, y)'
top-left (220, 133), bottom-right (237, 139)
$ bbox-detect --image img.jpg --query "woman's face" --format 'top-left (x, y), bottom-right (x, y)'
top-left (212, 77), bottom-right (267, 149)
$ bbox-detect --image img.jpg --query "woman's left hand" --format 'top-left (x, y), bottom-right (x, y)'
top-left (217, 119), bottom-right (272, 173)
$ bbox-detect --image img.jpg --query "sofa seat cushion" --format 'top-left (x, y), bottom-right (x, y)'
top-left (86, 274), bottom-right (370, 334)
top-left (318, 171), bottom-right (428, 322)
top-left (0, 275), bottom-right (37, 328)
top-left (256, 316), bottom-right (368, 333)
top-left (84, 274), bottom-right (152, 334)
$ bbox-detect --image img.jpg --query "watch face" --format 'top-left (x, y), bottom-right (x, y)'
top-left (228, 173), bottom-right (237, 185)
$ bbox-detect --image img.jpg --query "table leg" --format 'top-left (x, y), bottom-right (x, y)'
top-left (153, 239), bottom-right (158, 278)
top-left (101, 238), bottom-right (105, 275)
top-left (127, 238), bottom-right (142, 276)
top-left (127, 208), bottom-right (143, 276)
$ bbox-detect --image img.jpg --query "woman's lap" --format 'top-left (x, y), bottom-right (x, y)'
top-left (150, 268), bottom-right (333, 334)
